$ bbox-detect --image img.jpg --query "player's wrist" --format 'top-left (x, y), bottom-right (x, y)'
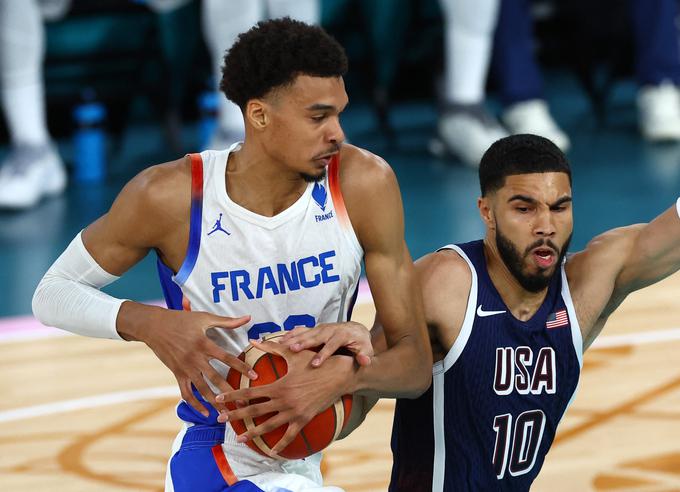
top-left (116, 301), bottom-right (165, 342)
top-left (675, 197), bottom-right (679, 219)
top-left (327, 352), bottom-right (360, 395)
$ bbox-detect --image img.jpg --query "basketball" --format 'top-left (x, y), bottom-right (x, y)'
top-left (226, 332), bottom-right (353, 459)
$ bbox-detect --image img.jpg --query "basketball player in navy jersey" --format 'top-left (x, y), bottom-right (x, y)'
top-left (282, 133), bottom-right (680, 490)
top-left (32, 18), bottom-right (431, 492)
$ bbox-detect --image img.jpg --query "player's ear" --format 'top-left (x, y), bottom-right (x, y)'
top-left (245, 99), bottom-right (269, 130)
top-left (478, 196), bottom-right (495, 230)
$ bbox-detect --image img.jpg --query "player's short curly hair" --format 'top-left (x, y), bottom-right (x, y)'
top-left (479, 134), bottom-right (572, 196)
top-left (220, 17), bottom-right (348, 109)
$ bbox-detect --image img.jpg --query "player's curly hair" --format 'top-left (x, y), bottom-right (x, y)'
top-left (479, 134), bottom-right (572, 196)
top-left (220, 17), bottom-right (348, 109)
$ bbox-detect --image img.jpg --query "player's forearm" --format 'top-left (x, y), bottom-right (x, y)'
top-left (351, 333), bottom-right (432, 398)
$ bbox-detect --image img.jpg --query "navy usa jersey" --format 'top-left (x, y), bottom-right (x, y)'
top-left (390, 240), bottom-right (582, 491)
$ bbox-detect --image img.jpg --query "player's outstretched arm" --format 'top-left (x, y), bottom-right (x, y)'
top-left (569, 199), bottom-right (680, 348)
top-left (613, 199), bottom-right (680, 293)
top-left (32, 158), bottom-right (254, 416)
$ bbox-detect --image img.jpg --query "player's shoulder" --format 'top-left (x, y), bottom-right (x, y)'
top-left (417, 249), bottom-right (472, 349)
top-left (337, 143), bottom-right (395, 187)
top-left (415, 248), bottom-right (472, 296)
top-left (120, 156), bottom-right (191, 215)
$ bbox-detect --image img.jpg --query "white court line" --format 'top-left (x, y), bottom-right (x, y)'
top-left (0, 386), bottom-right (178, 423)
top-left (3, 327), bottom-right (680, 423)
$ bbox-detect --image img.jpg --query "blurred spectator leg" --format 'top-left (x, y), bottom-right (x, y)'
top-left (0, 0), bottom-right (66, 210)
top-left (150, 0), bottom-right (198, 153)
top-left (433, 0), bottom-right (507, 167)
top-left (630, 0), bottom-right (680, 142)
top-left (201, 0), bottom-right (319, 151)
top-left (359, 0), bottom-right (410, 141)
top-left (202, 0), bottom-right (263, 150)
top-left (266, 0), bottom-right (319, 24)
top-left (493, 0), bottom-right (570, 151)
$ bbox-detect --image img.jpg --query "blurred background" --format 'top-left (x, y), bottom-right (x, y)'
top-left (2, 1), bottom-right (680, 490)
top-left (1, 0), bottom-right (680, 315)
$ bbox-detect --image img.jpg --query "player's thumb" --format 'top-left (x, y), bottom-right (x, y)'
top-left (355, 351), bottom-right (372, 367)
top-left (211, 314), bottom-right (251, 329)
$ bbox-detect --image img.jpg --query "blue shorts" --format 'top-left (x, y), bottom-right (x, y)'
top-left (168, 424), bottom-right (264, 492)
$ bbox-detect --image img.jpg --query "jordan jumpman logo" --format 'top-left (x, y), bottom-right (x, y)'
top-left (207, 213), bottom-right (230, 236)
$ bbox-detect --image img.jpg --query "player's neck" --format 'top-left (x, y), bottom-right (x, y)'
top-left (225, 141), bottom-right (309, 217)
top-left (483, 239), bottom-right (548, 322)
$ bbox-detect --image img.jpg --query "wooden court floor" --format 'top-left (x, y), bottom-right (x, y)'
top-left (2, 273), bottom-right (680, 491)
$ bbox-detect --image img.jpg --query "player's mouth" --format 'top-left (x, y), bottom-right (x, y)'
top-left (531, 247), bottom-right (556, 269)
top-left (313, 145), bottom-right (341, 166)
top-left (313, 155), bottom-right (334, 167)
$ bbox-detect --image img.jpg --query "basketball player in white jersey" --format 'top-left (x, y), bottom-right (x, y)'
top-left (32, 18), bottom-right (431, 492)
top-left (283, 134), bottom-right (680, 490)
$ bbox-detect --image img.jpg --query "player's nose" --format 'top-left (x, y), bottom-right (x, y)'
top-left (327, 116), bottom-right (345, 145)
top-left (534, 208), bottom-right (556, 237)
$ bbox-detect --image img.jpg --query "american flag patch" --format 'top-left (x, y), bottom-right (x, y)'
top-left (546, 309), bottom-right (569, 329)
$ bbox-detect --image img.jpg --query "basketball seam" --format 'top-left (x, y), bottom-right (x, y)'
top-left (299, 427), bottom-right (314, 456)
top-left (266, 353), bottom-right (281, 379)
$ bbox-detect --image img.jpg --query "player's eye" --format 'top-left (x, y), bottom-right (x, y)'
top-left (311, 114), bottom-right (326, 122)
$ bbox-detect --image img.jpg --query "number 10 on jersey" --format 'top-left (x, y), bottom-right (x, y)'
top-left (492, 410), bottom-right (546, 479)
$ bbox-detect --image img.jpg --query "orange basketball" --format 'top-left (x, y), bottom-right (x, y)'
top-left (226, 332), bottom-right (353, 459)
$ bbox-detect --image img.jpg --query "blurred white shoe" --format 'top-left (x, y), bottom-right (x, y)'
top-left (502, 99), bottom-right (571, 152)
top-left (430, 105), bottom-right (508, 167)
top-left (0, 144), bottom-right (67, 210)
top-left (637, 81), bottom-right (680, 142)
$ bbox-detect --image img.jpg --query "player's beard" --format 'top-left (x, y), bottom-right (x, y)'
top-left (301, 168), bottom-right (327, 183)
top-left (495, 225), bottom-right (572, 293)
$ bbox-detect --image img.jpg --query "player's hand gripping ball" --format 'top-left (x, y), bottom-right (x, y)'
top-left (226, 332), bottom-right (353, 459)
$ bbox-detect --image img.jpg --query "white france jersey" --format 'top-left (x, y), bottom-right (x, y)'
top-left (158, 143), bottom-right (363, 374)
top-left (157, 144), bottom-right (363, 480)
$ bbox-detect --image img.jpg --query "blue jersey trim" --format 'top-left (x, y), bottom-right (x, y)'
top-left (157, 258), bottom-right (184, 311)
top-left (174, 154), bottom-right (204, 286)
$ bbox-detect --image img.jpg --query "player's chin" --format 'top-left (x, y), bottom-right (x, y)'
top-left (524, 262), bottom-right (556, 280)
top-left (300, 167), bottom-right (327, 183)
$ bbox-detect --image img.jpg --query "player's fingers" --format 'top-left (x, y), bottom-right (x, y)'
top-left (250, 339), bottom-right (287, 358)
top-left (178, 377), bottom-right (210, 417)
top-left (209, 347), bottom-right (258, 380)
top-left (216, 386), bottom-right (255, 404)
top-left (235, 412), bottom-right (294, 445)
top-left (223, 399), bottom-right (277, 424)
top-left (269, 421), bottom-right (304, 456)
top-left (355, 352), bottom-right (372, 366)
top-left (279, 326), bottom-right (311, 344)
top-left (286, 329), bottom-right (330, 352)
top-left (311, 336), bottom-right (345, 367)
top-left (210, 314), bottom-right (251, 330)
top-left (200, 363), bottom-right (235, 409)
top-left (189, 371), bottom-right (220, 414)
